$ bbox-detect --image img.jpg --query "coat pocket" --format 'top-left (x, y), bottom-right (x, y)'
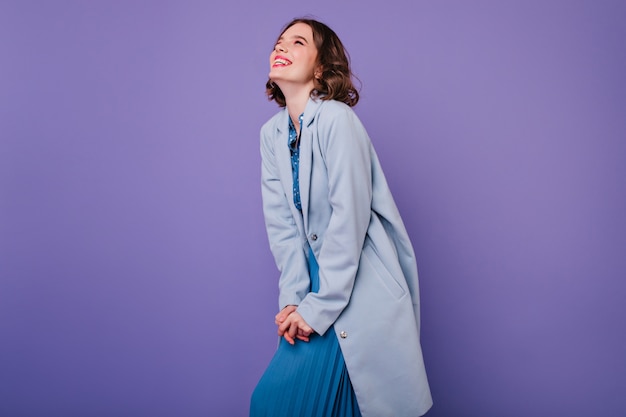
top-left (361, 243), bottom-right (406, 299)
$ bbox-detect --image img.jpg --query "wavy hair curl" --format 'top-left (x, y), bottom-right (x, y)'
top-left (266, 18), bottom-right (360, 107)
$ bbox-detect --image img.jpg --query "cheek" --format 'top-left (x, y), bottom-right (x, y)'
top-left (309, 53), bottom-right (319, 70)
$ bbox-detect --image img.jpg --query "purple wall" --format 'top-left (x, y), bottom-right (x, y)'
top-left (1, 1), bottom-right (625, 416)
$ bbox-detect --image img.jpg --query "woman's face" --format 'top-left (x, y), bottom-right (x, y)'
top-left (269, 22), bottom-right (319, 89)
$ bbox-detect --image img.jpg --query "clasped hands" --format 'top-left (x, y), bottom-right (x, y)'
top-left (275, 305), bottom-right (314, 345)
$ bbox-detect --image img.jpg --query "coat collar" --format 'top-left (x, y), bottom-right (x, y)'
top-left (275, 95), bottom-right (324, 133)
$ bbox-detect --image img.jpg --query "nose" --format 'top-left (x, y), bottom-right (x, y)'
top-left (275, 43), bottom-right (287, 53)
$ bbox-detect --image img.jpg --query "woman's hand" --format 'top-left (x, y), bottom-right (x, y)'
top-left (275, 305), bottom-right (297, 326)
top-left (277, 311), bottom-right (313, 345)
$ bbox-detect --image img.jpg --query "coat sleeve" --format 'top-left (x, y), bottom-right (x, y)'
top-left (296, 105), bottom-right (373, 335)
top-left (260, 123), bottom-right (310, 309)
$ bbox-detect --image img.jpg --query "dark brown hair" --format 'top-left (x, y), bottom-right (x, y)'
top-left (266, 18), bottom-right (360, 107)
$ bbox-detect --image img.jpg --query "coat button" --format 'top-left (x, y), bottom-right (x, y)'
top-left (310, 234), bottom-right (318, 241)
top-left (339, 331), bottom-right (347, 339)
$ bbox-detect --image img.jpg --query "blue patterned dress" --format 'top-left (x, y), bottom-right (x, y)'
top-left (250, 115), bottom-right (361, 417)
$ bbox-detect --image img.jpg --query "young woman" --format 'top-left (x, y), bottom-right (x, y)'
top-left (250, 18), bottom-right (432, 417)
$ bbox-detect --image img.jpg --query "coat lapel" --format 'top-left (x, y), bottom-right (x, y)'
top-left (299, 97), bottom-right (323, 232)
top-left (299, 129), bottom-right (312, 232)
top-left (273, 109), bottom-right (304, 236)
top-left (274, 97), bottom-right (323, 235)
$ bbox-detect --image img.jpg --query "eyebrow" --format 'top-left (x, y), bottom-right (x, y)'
top-left (278, 34), bottom-right (309, 44)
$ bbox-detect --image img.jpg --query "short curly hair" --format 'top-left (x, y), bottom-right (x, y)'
top-left (266, 18), bottom-right (360, 108)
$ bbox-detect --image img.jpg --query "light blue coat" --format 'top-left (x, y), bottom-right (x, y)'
top-left (260, 97), bottom-right (433, 417)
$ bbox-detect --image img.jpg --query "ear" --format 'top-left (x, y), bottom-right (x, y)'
top-left (314, 64), bottom-right (323, 80)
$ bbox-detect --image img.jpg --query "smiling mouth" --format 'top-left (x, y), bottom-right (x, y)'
top-left (273, 57), bottom-right (292, 67)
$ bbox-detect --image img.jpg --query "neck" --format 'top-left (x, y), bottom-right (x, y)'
top-left (276, 80), bottom-right (315, 127)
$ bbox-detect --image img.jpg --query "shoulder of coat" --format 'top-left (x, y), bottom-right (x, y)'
top-left (260, 108), bottom-right (288, 137)
top-left (314, 99), bottom-right (357, 127)
top-left (318, 99), bottom-right (352, 115)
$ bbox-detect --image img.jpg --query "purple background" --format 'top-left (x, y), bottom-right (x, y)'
top-left (1, 1), bottom-right (625, 416)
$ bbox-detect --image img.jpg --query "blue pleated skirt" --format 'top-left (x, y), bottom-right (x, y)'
top-left (250, 249), bottom-right (361, 417)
